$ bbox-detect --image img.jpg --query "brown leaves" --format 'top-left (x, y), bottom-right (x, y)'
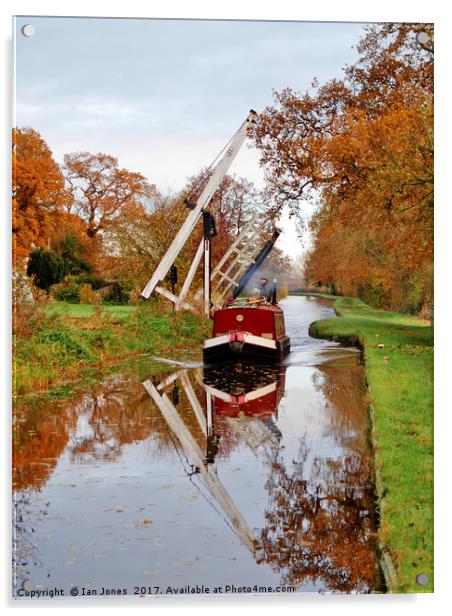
top-left (252, 24), bottom-right (433, 311)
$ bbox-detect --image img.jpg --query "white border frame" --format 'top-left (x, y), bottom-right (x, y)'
top-left (2, 2), bottom-right (450, 615)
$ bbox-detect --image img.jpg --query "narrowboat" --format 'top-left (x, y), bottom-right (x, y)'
top-left (203, 297), bottom-right (290, 363)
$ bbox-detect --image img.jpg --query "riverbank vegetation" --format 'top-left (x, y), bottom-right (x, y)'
top-left (13, 299), bottom-right (211, 398)
top-left (253, 24), bottom-right (433, 314)
top-left (309, 295), bottom-right (433, 593)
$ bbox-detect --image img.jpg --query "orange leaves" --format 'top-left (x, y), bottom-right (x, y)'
top-left (63, 152), bottom-right (155, 238)
top-left (12, 128), bottom-right (72, 264)
top-left (252, 24), bottom-right (433, 311)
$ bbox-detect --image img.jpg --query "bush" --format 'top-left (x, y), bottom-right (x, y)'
top-left (127, 288), bottom-right (143, 305)
top-left (403, 272), bottom-right (430, 315)
top-left (27, 248), bottom-right (64, 291)
top-left (52, 284), bottom-right (81, 303)
top-left (74, 273), bottom-right (107, 290)
top-left (103, 281), bottom-right (132, 305)
top-left (13, 292), bottom-right (51, 340)
top-left (51, 277), bottom-right (131, 305)
top-left (357, 283), bottom-right (390, 310)
top-left (79, 284), bottom-right (102, 305)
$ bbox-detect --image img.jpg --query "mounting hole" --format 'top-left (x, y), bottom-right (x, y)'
top-left (22, 579), bottom-right (36, 591)
top-left (416, 31), bottom-right (430, 46)
top-left (415, 573), bottom-right (429, 586)
top-left (22, 24), bottom-right (35, 37)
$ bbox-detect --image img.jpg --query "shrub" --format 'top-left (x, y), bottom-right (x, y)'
top-left (103, 281), bottom-right (132, 305)
top-left (79, 284), bottom-right (102, 305)
top-left (14, 300), bottom-right (48, 340)
top-left (357, 283), bottom-right (390, 310)
top-left (74, 273), bottom-right (107, 290)
top-left (52, 284), bottom-right (81, 303)
top-left (26, 248), bottom-right (64, 291)
top-left (127, 288), bottom-right (142, 305)
top-left (14, 291), bottom-right (56, 340)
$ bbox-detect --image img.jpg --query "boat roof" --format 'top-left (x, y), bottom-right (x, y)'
top-left (220, 301), bottom-right (282, 313)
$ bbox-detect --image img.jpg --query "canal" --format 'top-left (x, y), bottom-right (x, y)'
top-left (13, 295), bottom-right (384, 597)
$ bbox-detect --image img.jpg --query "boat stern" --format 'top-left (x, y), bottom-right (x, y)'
top-left (203, 329), bottom-right (289, 362)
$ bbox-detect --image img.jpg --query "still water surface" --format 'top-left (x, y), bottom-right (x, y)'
top-left (13, 296), bottom-right (383, 596)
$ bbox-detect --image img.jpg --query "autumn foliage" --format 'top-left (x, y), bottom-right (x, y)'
top-left (13, 128), bottom-right (291, 302)
top-left (253, 24), bottom-right (433, 311)
top-left (12, 128), bottom-right (71, 263)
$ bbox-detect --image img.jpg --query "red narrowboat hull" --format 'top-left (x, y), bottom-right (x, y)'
top-left (203, 303), bottom-right (290, 363)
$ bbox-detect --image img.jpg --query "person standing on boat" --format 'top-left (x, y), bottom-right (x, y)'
top-left (257, 276), bottom-right (272, 301)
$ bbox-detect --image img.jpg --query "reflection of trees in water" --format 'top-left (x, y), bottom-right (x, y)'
top-left (312, 361), bottom-right (370, 455)
top-left (257, 358), bottom-right (383, 593)
top-left (13, 361), bottom-right (287, 493)
top-left (13, 489), bottom-right (49, 590)
top-left (13, 375), bottom-right (158, 489)
top-left (66, 382), bottom-right (154, 463)
top-left (13, 372), bottom-right (242, 492)
top-left (258, 438), bottom-right (380, 592)
top-left (13, 404), bottom-right (77, 490)
top-left (13, 360), bottom-right (382, 593)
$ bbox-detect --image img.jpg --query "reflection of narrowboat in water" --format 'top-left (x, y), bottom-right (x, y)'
top-left (203, 362), bottom-right (285, 421)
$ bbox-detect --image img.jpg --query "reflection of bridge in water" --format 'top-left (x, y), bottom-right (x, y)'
top-left (143, 363), bottom-right (286, 558)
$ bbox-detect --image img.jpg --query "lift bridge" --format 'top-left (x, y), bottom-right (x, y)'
top-left (140, 110), bottom-right (280, 316)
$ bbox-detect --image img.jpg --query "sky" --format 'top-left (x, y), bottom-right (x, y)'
top-left (14, 16), bottom-right (367, 259)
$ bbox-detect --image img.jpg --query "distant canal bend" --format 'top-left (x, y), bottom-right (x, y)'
top-left (13, 295), bottom-right (384, 596)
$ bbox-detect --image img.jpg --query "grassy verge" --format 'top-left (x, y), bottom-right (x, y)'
top-left (14, 301), bottom-right (211, 397)
top-left (47, 302), bottom-right (137, 320)
top-left (308, 296), bottom-right (433, 593)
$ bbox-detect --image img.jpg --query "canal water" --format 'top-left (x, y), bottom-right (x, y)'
top-left (13, 296), bottom-right (384, 597)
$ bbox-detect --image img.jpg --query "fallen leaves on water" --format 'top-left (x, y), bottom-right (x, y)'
top-left (137, 518), bottom-right (153, 527)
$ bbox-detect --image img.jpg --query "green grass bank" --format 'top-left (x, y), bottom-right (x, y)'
top-left (307, 295), bottom-right (433, 593)
top-left (14, 301), bottom-right (211, 398)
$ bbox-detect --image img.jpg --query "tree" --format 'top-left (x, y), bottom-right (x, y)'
top-left (252, 23), bottom-right (433, 311)
top-left (64, 152), bottom-right (155, 238)
top-left (101, 172), bottom-right (267, 294)
top-left (12, 128), bottom-right (72, 263)
top-left (49, 211), bottom-right (99, 275)
top-left (208, 173), bottom-right (261, 236)
top-left (26, 248), bottom-right (64, 291)
top-left (58, 234), bottom-right (92, 275)
top-left (100, 190), bottom-right (193, 289)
